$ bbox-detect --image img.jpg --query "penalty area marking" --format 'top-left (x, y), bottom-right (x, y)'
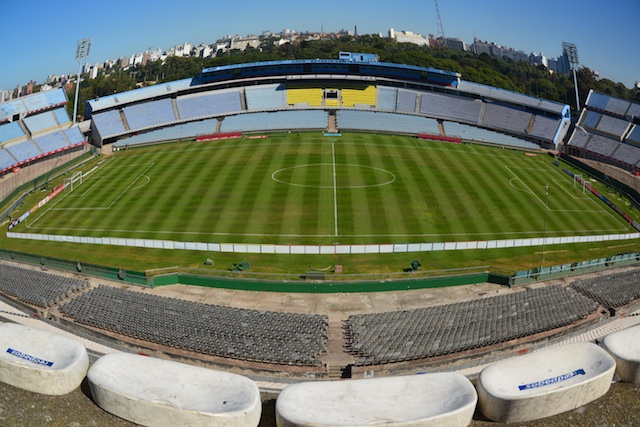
top-left (50, 163), bottom-right (155, 212)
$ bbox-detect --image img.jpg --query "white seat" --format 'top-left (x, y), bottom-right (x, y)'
top-left (276, 372), bottom-right (477, 427)
top-left (477, 342), bottom-right (616, 422)
top-left (88, 352), bottom-right (261, 427)
top-left (0, 323), bottom-right (88, 395)
top-left (602, 323), bottom-right (640, 383)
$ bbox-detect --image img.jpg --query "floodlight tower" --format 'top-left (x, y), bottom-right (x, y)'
top-left (435, 0), bottom-right (446, 46)
top-left (72, 37), bottom-right (92, 124)
top-left (562, 41), bottom-right (580, 113)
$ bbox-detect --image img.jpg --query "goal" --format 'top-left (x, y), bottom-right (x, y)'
top-left (64, 171), bottom-right (83, 192)
top-left (573, 174), bottom-right (587, 194)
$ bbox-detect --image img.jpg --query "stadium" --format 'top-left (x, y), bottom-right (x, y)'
top-left (2, 51), bottom-right (640, 424)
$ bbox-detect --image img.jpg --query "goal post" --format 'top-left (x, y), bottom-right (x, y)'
top-left (64, 171), bottom-right (83, 192)
top-left (573, 174), bottom-right (586, 194)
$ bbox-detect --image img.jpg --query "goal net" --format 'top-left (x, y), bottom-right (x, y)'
top-left (64, 171), bottom-right (83, 192)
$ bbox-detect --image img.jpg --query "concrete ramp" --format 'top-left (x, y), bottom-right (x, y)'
top-left (477, 342), bottom-right (615, 423)
top-left (276, 372), bottom-right (477, 427)
top-left (602, 324), bottom-right (640, 383)
top-left (88, 352), bottom-right (261, 427)
top-left (0, 323), bottom-right (88, 395)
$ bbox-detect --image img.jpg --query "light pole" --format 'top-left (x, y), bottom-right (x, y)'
top-left (539, 184), bottom-right (549, 272)
top-left (562, 41), bottom-right (580, 113)
top-left (72, 37), bottom-right (92, 124)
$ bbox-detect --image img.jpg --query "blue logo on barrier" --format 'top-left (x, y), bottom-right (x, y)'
top-left (6, 348), bottom-right (54, 367)
top-left (518, 369), bottom-right (585, 390)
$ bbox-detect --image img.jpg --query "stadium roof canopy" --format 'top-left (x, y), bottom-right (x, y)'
top-left (200, 58), bottom-right (461, 79)
top-left (456, 81), bottom-right (568, 116)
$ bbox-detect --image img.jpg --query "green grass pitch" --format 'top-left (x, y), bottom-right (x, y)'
top-left (21, 133), bottom-right (633, 247)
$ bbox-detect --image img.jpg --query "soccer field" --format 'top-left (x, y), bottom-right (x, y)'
top-left (22, 133), bottom-right (632, 246)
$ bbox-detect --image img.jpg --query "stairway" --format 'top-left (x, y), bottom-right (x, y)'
top-left (327, 110), bottom-right (338, 133)
top-left (328, 364), bottom-right (352, 379)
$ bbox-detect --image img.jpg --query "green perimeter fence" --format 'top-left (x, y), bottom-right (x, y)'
top-left (1, 248), bottom-right (638, 292)
top-left (0, 247), bottom-right (510, 292)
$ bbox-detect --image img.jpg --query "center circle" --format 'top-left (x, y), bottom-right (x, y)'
top-left (272, 163), bottom-right (396, 189)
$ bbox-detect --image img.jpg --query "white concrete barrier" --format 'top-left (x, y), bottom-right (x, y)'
top-left (0, 323), bottom-right (89, 395)
top-left (477, 342), bottom-right (616, 423)
top-left (88, 352), bottom-right (261, 427)
top-left (602, 324), bottom-right (640, 383)
top-left (275, 373), bottom-right (477, 427)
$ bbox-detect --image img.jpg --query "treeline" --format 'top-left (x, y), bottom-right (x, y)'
top-left (68, 35), bottom-right (640, 119)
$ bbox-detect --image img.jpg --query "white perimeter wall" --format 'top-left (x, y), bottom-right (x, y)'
top-left (7, 232), bottom-right (640, 255)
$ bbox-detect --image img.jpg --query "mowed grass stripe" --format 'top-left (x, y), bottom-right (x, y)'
top-left (371, 138), bottom-right (414, 237)
top-left (237, 141), bottom-right (298, 241)
top-left (463, 152), bottom-right (534, 238)
top-left (395, 143), bottom-right (455, 238)
top-left (339, 141), bottom-right (376, 238)
top-left (126, 148), bottom-right (197, 233)
top-left (21, 133), bottom-right (635, 245)
top-left (362, 138), bottom-right (403, 239)
top-left (204, 143), bottom-right (266, 238)
top-left (210, 144), bottom-right (268, 237)
top-left (276, 142), bottom-right (314, 241)
top-left (226, 142), bottom-right (284, 241)
top-left (316, 142), bottom-right (337, 238)
top-left (95, 152), bottom-right (183, 238)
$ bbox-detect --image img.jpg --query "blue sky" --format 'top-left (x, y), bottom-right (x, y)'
top-left (1, 0), bottom-right (638, 92)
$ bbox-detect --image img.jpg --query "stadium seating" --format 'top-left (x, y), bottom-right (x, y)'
top-left (54, 108), bottom-right (71, 126)
top-left (0, 121), bottom-right (26, 144)
top-left (440, 121), bottom-right (539, 149)
top-left (86, 79), bottom-right (193, 114)
top-left (567, 92), bottom-right (640, 168)
top-left (0, 90), bottom-right (67, 123)
top-left (596, 115), bottom-right (631, 139)
top-left (59, 285), bottom-right (328, 366)
top-left (628, 102), bottom-right (640, 119)
top-left (341, 86), bottom-right (376, 107)
top-left (587, 91), bottom-right (632, 116)
top-left (287, 87), bottom-right (323, 106)
top-left (220, 110), bottom-right (327, 132)
top-left (570, 268), bottom-right (640, 307)
top-left (376, 87), bottom-right (398, 111)
top-left (336, 110), bottom-right (440, 134)
top-left (33, 130), bottom-right (71, 153)
top-left (482, 103), bottom-right (533, 134)
top-left (396, 90), bottom-right (417, 113)
top-left (64, 127), bottom-right (86, 145)
top-left (113, 117), bottom-right (220, 148)
top-left (0, 263), bottom-right (88, 308)
top-left (610, 142), bottom-right (640, 166)
top-left (176, 89), bottom-right (242, 120)
top-left (0, 149), bottom-right (17, 171)
top-left (420, 91), bottom-right (482, 123)
top-left (23, 111), bottom-right (61, 135)
top-left (584, 134), bottom-right (618, 157)
top-left (626, 125), bottom-right (640, 146)
top-left (582, 110), bottom-right (602, 130)
top-left (5, 139), bottom-right (42, 163)
top-left (123, 99), bottom-right (176, 131)
top-left (91, 109), bottom-right (127, 139)
top-left (529, 114), bottom-right (562, 140)
top-left (343, 284), bottom-right (597, 365)
top-left (245, 84), bottom-right (286, 110)
top-left (567, 127), bottom-right (591, 148)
